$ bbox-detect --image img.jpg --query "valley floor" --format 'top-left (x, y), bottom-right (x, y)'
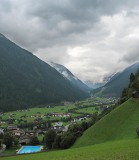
top-left (1, 139), bottom-right (139, 160)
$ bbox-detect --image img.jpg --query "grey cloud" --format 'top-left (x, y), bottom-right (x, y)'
top-left (1, 0), bottom-right (139, 82)
top-left (121, 47), bottom-right (139, 63)
top-left (25, 0), bottom-right (129, 38)
top-left (0, 0), bottom-right (12, 12)
top-left (1, 0), bottom-right (138, 51)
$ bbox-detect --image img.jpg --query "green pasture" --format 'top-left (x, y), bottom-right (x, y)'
top-left (1, 105), bottom-right (77, 124)
top-left (1, 97), bottom-right (112, 126)
top-left (75, 106), bottom-right (101, 114)
top-left (1, 139), bottom-right (139, 160)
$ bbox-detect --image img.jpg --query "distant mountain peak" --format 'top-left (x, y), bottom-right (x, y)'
top-left (48, 62), bottom-right (75, 80)
top-left (48, 61), bottom-right (90, 91)
top-left (0, 33), bottom-right (5, 38)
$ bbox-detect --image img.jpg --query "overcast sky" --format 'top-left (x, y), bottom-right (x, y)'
top-left (1, 0), bottom-right (139, 83)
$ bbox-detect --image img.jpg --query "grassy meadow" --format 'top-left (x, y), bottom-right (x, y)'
top-left (75, 106), bottom-right (101, 114)
top-left (0, 97), bottom-right (114, 127)
top-left (1, 105), bottom-right (76, 122)
top-left (1, 139), bottom-right (139, 160)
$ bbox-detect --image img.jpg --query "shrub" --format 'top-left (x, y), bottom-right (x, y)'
top-left (136, 126), bottom-right (139, 137)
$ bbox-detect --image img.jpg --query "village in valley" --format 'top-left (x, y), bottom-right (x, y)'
top-left (0, 96), bottom-right (118, 155)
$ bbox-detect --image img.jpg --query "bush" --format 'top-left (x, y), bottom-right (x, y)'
top-left (30, 136), bottom-right (40, 145)
top-left (3, 133), bottom-right (13, 148)
top-left (44, 129), bottom-right (56, 149)
top-left (52, 135), bottom-right (62, 149)
top-left (60, 133), bottom-right (76, 149)
top-left (136, 126), bottom-right (139, 137)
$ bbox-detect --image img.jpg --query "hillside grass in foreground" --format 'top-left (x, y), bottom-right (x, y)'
top-left (1, 139), bottom-right (139, 160)
top-left (73, 98), bottom-right (139, 148)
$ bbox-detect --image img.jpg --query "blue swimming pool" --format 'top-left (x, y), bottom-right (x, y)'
top-left (17, 146), bottom-right (42, 154)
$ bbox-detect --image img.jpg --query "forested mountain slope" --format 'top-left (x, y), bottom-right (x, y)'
top-left (0, 34), bottom-right (88, 111)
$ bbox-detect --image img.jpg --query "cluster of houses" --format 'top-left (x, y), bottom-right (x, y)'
top-left (6, 125), bottom-right (37, 145)
top-left (52, 122), bottom-right (69, 132)
top-left (30, 112), bottom-right (71, 119)
top-left (16, 109), bottom-right (30, 112)
top-left (0, 120), bottom-right (71, 147)
top-left (46, 112), bottom-right (71, 118)
top-left (0, 125), bottom-right (43, 146)
top-left (71, 116), bottom-right (88, 122)
top-left (0, 110), bottom-right (89, 145)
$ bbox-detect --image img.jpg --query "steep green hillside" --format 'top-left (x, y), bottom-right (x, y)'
top-left (73, 98), bottom-right (139, 148)
top-left (0, 34), bottom-right (88, 111)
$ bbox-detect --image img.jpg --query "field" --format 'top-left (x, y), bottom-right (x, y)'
top-left (75, 106), bottom-right (101, 114)
top-left (1, 105), bottom-right (75, 122)
top-left (0, 97), bottom-right (116, 127)
top-left (1, 139), bottom-right (139, 160)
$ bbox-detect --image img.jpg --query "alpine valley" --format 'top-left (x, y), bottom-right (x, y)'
top-left (1, 35), bottom-right (139, 160)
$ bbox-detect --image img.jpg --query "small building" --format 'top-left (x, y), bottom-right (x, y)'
top-left (25, 130), bottom-right (36, 136)
top-left (7, 125), bottom-right (17, 130)
top-left (0, 128), bottom-right (4, 135)
top-left (52, 122), bottom-right (64, 133)
top-left (53, 122), bottom-right (63, 129)
top-left (51, 113), bottom-right (71, 118)
top-left (62, 125), bottom-right (69, 132)
top-left (78, 117), bottom-right (87, 121)
top-left (0, 113), bottom-right (3, 116)
top-left (10, 129), bottom-right (25, 137)
top-left (63, 101), bottom-right (72, 106)
top-left (19, 135), bottom-right (30, 145)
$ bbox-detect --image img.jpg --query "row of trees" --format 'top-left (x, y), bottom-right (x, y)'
top-left (0, 133), bottom-right (18, 148)
top-left (44, 110), bottom-right (114, 150)
top-left (120, 71), bottom-right (139, 104)
top-left (44, 122), bottom-right (89, 149)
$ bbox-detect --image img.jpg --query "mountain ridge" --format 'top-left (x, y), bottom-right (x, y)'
top-left (92, 62), bottom-right (139, 97)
